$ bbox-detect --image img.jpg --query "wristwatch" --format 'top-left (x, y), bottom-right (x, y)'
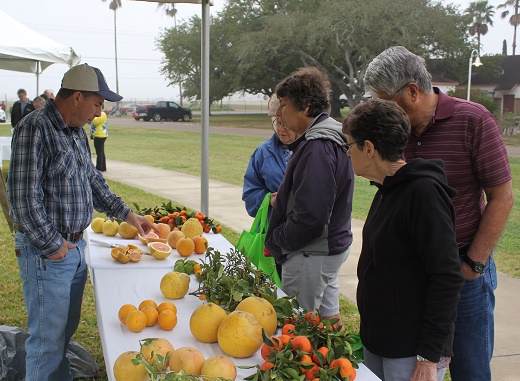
top-left (416, 355), bottom-right (433, 362)
top-left (462, 255), bottom-right (485, 274)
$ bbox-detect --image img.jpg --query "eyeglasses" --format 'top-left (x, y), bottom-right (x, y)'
top-left (272, 117), bottom-right (287, 130)
top-left (341, 141), bottom-right (360, 153)
top-left (387, 82), bottom-right (410, 101)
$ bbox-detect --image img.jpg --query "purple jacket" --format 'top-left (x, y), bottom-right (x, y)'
top-left (265, 114), bottom-right (354, 264)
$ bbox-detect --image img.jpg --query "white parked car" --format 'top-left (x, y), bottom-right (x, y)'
top-left (0, 108), bottom-right (6, 123)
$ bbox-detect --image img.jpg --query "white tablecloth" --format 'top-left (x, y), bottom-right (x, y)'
top-left (0, 136), bottom-right (12, 168)
top-left (87, 230), bottom-right (380, 381)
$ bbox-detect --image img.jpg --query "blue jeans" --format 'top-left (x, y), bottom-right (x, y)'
top-left (15, 231), bottom-right (88, 381)
top-left (450, 254), bottom-right (497, 381)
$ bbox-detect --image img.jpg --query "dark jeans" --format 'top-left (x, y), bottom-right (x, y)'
top-left (93, 137), bottom-right (107, 171)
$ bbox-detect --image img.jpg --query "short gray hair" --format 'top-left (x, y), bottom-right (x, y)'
top-left (33, 96), bottom-right (45, 108)
top-left (363, 46), bottom-right (433, 98)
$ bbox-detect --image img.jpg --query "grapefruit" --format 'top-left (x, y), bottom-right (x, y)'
top-left (218, 311), bottom-right (263, 358)
top-left (200, 355), bottom-right (237, 381)
top-left (138, 231), bottom-right (159, 245)
top-left (156, 223), bottom-right (171, 239)
top-left (167, 230), bottom-right (185, 248)
top-left (160, 271), bottom-right (190, 299)
top-left (118, 222), bottom-right (138, 239)
top-left (102, 220), bottom-right (119, 236)
top-left (148, 242), bottom-right (172, 260)
top-left (140, 337), bottom-right (174, 372)
top-left (91, 217), bottom-right (105, 233)
top-left (113, 351), bottom-right (148, 381)
top-left (169, 347), bottom-right (205, 375)
top-left (190, 302), bottom-right (228, 343)
top-left (236, 296), bottom-right (278, 336)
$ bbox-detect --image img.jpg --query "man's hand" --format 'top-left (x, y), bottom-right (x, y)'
top-left (126, 212), bottom-right (158, 236)
top-left (47, 240), bottom-right (76, 261)
top-left (410, 361), bottom-right (437, 381)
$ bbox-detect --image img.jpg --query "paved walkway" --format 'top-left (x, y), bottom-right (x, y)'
top-left (102, 158), bottom-right (519, 380)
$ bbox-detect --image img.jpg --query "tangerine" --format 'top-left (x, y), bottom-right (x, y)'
top-left (125, 310), bottom-right (147, 333)
top-left (312, 346), bottom-right (329, 365)
top-left (139, 299), bottom-right (158, 310)
top-left (282, 323), bottom-right (296, 337)
top-left (330, 358), bottom-right (353, 378)
top-left (259, 361), bottom-right (275, 371)
top-left (157, 301), bottom-right (177, 315)
top-left (291, 336), bottom-right (313, 353)
top-left (298, 354), bottom-right (314, 373)
top-left (305, 311), bottom-right (320, 326)
top-left (118, 304), bottom-right (137, 324)
top-left (140, 306), bottom-right (159, 327)
top-left (158, 309), bottom-right (178, 331)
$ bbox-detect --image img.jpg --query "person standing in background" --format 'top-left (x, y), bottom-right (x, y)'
top-left (32, 96), bottom-right (45, 110)
top-left (11, 89), bottom-right (33, 127)
top-left (242, 94), bottom-right (298, 217)
top-left (90, 111), bottom-right (109, 172)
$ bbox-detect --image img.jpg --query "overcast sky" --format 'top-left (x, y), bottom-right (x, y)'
top-left (0, 0), bottom-right (515, 103)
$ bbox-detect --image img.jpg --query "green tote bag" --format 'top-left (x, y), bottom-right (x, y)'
top-left (236, 193), bottom-right (282, 288)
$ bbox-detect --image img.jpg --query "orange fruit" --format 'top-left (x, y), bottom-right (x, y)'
top-left (192, 236), bottom-right (208, 254)
top-left (305, 311), bottom-right (320, 326)
top-left (139, 299), bottom-right (158, 310)
top-left (299, 354), bottom-right (314, 373)
top-left (349, 366), bottom-right (357, 380)
top-left (176, 237), bottom-right (195, 257)
top-left (280, 334), bottom-right (292, 345)
top-left (259, 361), bottom-right (275, 371)
top-left (304, 364), bottom-right (319, 380)
top-left (125, 310), bottom-right (147, 333)
top-left (118, 304), bottom-right (137, 324)
top-left (140, 305), bottom-right (159, 327)
top-left (291, 336), bottom-right (312, 353)
top-left (157, 301), bottom-right (177, 315)
top-left (260, 337), bottom-right (283, 361)
top-left (312, 346), bottom-right (329, 365)
top-left (282, 323), bottom-right (296, 337)
top-left (158, 310), bottom-right (178, 331)
top-left (330, 358), bottom-right (353, 378)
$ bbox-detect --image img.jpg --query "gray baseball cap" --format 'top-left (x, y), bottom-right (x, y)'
top-left (61, 63), bottom-right (123, 102)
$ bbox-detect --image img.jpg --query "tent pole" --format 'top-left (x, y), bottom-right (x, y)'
top-left (200, 0), bottom-right (210, 215)
top-left (36, 61), bottom-right (41, 96)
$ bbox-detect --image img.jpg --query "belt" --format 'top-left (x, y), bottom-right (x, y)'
top-left (13, 224), bottom-right (84, 242)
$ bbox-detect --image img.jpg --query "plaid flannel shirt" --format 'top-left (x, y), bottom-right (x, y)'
top-left (7, 100), bottom-right (131, 257)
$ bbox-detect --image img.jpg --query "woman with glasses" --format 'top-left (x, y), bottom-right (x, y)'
top-left (342, 99), bottom-right (464, 381)
top-left (242, 94), bottom-right (298, 217)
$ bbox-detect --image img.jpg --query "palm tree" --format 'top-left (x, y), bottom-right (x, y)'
top-left (466, 0), bottom-right (495, 55)
top-left (102, 0), bottom-right (122, 114)
top-left (157, 4), bottom-right (183, 105)
top-left (498, 0), bottom-right (520, 55)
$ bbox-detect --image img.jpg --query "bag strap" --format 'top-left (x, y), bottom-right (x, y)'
top-left (249, 192), bottom-right (271, 234)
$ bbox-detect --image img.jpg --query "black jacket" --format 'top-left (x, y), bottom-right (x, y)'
top-left (11, 100), bottom-right (34, 127)
top-left (357, 158), bottom-right (464, 362)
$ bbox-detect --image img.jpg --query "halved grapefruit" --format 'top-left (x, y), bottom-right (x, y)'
top-left (138, 232), bottom-right (159, 245)
top-left (148, 242), bottom-right (172, 260)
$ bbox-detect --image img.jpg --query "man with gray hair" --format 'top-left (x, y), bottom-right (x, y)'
top-left (363, 46), bottom-right (514, 381)
top-left (32, 96), bottom-right (45, 109)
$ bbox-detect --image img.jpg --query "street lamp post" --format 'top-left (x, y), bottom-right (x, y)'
top-left (467, 49), bottom-right (483, 101)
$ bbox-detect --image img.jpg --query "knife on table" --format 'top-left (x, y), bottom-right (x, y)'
top-left (89, 239), bottom-right (151, 255)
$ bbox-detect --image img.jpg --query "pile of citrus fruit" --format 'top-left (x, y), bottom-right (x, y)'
top-left (253, 311), bottom-right (359, 380)
top-left (118, 299), bottom-right (179, 333)
top-left (114, 339), bottom-right (237, 381)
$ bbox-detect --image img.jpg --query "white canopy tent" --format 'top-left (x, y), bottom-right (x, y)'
top-left (0, 9), bottom-right (81, 95)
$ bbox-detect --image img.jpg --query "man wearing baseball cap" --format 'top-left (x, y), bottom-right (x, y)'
top-left (7, 64), bottom-right (157, 380)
